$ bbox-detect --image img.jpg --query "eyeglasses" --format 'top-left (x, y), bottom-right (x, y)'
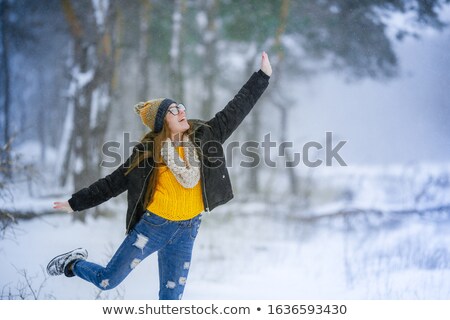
top-left (167, 104), bottom-right (186, 115)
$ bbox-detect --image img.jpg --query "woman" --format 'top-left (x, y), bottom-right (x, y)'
top-left (47, 52), bottom-right (272, 300)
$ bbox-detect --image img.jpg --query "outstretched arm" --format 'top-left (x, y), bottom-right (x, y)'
top-left (53, 150), bottom-right (137, 214)
top-left (206, 52), bottom-right (271, 144)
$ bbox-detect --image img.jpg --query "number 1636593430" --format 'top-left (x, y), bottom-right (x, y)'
top-left (267, 304), bottom-right (347, 315)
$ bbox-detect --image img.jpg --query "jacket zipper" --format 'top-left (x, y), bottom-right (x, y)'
top-left (200, 159), bottom-right (210, 214)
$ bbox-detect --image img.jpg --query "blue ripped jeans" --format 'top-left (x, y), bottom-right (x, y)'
top-left (72, 211), bottom-right (202, 300)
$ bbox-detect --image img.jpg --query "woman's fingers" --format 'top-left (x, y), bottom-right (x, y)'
top-left (53, 200), bottom-right (73, 213)
top-left (53, 201), bottom-right (65, 209)
top-left (261, 51), bottom-right (272, 76)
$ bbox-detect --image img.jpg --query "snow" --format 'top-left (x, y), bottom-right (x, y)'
top-left (196, 11), bottom-right (207, 29)
top-left (2, 152), bottom-right (450, 299)
top-left (2, 202), bottom-right (450, 299)
top-left (309, 163), bottom-right (450, 213)
top-left (92, 0), bottom-right (109, 29)
top-left (71, 67), bottom-right (94, 90)
top-left (90, 90), bottom-right (99, 129)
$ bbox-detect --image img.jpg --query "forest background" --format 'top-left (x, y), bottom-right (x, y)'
top-left (1, 0), bottom-right (450, 299)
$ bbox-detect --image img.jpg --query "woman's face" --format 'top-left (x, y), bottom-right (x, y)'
top-left (165, 103), bottom-right (190, 138)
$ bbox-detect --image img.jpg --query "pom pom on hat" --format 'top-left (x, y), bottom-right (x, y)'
top-left (134, 102), bottom-right (147, 115)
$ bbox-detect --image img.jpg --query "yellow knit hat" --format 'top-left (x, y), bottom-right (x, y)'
top-left (134, 98), bottom-right (176, 133)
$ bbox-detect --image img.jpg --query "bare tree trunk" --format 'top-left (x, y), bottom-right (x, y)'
top-left (0, 0), bottom-right (11, 178)
top-left (36, 65), bottom-right (48, 164)
top-left (272, 0), bottom-right (299, 196)
top-left (272, 94), bottom-right (300, 196)
top-left (199, 0), bottom-right (218, 120)
top-left (60, 0), bottom-right (118, 220)
top-left (169, 0), bottom-right (186, 101)
top-left (278, 101), bottom-right (299, 195)
top-left (274, 0), bottom-right (290, 61)
top-left (244, 59), bottom-right (261, 194)
top-left (138, 0), bottom-right (151, 100)
top-left (56, 98), bottom-right (75, 187)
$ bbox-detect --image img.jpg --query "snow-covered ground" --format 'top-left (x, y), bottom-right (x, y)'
top-left (1, 163), bottom-right (450, 300)
top-left (1, 142), bottom-right (450, 299)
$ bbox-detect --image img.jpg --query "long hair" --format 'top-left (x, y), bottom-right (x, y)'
top-left (124, 119), bottom-right (200, 209)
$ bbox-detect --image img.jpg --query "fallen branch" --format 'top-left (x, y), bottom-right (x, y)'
top-left (288, 204), bottom-right (450, 222)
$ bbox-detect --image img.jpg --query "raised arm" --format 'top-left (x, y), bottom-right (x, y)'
top-left (206, 52), bottom-right (271, 144)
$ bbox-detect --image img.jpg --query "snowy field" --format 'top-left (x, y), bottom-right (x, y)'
top-left (1, 164), bottom-right (450, 300)
top-left (1, 142), bottom-right (450, 299)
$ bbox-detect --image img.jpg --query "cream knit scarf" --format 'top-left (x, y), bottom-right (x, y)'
top-left (161, 135), bottom-right (201, 188)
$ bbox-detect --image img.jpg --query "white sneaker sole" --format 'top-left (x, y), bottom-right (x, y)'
top-left (46, 248), bottom-right (88, 276)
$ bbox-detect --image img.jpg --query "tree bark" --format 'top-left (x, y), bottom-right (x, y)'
top-left (169, 0), bottom-right (186, 101)
top-left (138, 0), bottom-right (152, 100)
top-left (273, 0), bottom-right (299, 196)
top-left (37, 66), bottom-right (47, 164)
top-left (0, 0), bottom-right (11, 179)
top-left (60, 0), bottom-right (118, 220)
top-left (200, 0), bottom-right (218, 120)
top-left (244, 59), bottom-right (261, 194)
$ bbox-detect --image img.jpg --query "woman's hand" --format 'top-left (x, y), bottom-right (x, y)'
top-left (260, 51), bottom-right (272, 77)
top-left (53, 200), bottom-right (74, 213)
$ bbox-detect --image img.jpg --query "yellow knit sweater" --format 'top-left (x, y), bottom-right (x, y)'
top-left (146, 146), bottom-right (204, 220)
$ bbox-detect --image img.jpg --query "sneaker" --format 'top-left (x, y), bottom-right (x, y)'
top-left (46, 248), bottom-right (88, 276)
